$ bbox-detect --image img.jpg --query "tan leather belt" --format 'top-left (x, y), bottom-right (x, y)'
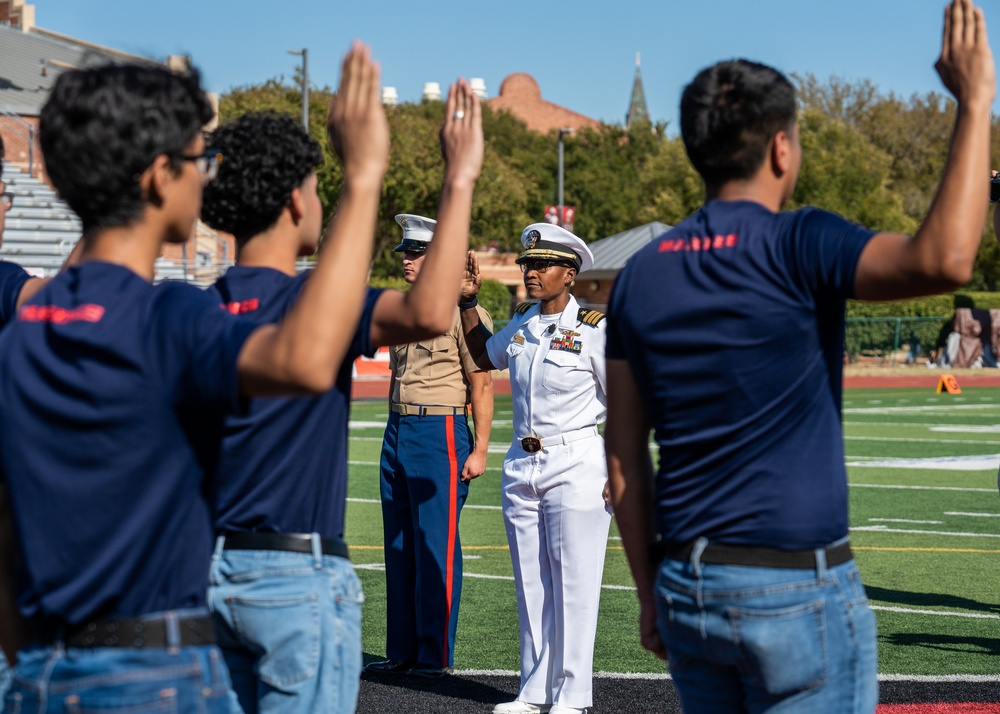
top-left (518, 425), bottom-right (599, 453)
top-left (392, 403), bottom-right (467, 417)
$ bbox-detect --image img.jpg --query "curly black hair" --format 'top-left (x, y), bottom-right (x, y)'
top-left (40, 63), bottom-right (213, 234)
top-left (201, 112), bottom-right (322, 245)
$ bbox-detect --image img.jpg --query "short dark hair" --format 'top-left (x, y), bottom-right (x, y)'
top-left (201, 112), bottom-right (322, 244)
top-left (680, 59), bottom-right (797, 185)
top-left (40, 63), bottom-right (213, 234)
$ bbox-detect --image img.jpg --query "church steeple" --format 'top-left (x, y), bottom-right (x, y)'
top-left (626, 52), bottom-right (650, 129)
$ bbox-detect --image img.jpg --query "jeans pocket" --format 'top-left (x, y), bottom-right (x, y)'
top-left (730, 598), bottom-right (828, 696)
top-left (228, 592), bottom-right (321, 691)
top-left (62, 689), bottom-right (177, 713)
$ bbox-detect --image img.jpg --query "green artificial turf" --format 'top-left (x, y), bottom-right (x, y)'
top-left (346, 387), bottom-right (1000, 676)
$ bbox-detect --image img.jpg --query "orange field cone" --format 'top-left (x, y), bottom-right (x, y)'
top-left (936, 374), bottom-right (962, 394)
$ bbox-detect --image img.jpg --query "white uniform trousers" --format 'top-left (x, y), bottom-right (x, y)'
top-left (502, 433), bottom-right (612, 710)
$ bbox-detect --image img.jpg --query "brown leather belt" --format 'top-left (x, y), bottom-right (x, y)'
top-left (64, 614), bottom-right (215, 649)
top-left (392, 403), bottom-right (467, 417)
top-left (221, 531), bottom-right (349, 560)
top-left (661, 540), bottom-right (853, 570)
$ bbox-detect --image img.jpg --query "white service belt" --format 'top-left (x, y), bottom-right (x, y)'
top-left (517, 425), bottom-right (599, 451)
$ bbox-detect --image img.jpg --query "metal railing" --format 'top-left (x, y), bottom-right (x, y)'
top-left (0, 109), bottom-right (37, 176)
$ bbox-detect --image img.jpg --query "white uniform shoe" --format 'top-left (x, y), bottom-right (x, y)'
top-left (492, 701), bottom-right (551, 714)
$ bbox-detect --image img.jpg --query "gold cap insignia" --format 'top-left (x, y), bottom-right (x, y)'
top-left (526, 229), bottom-right (541, 249)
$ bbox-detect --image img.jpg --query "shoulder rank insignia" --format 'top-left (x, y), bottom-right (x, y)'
top-left (514, 301), bottom-right (537, 315)
top-left (512, 333), bottom-right (525, 345)
top-left (576, 308), bottom-right (606, 327)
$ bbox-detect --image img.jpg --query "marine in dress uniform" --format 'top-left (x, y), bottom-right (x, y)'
top-left (460, 223), bottom-right (610, 714)
top-left (368, 214), bottom-right (494, 678)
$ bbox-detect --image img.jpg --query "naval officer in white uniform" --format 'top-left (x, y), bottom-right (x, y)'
top-left (459, 223), bottom-right (611, 714)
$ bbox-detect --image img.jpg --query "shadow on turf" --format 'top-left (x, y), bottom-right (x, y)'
top-left (865, 586), bottom-right (1000, 616)
top-left (882, 632), bottom-right (1000, 656)
top-left (359, 669), bottom-right (516, 710)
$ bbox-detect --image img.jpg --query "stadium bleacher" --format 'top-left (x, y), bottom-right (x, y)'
top-left (1, 161), bottom-right (79, 276)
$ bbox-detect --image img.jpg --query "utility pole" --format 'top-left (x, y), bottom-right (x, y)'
top-left (288, 48), bottom-right (309, 131)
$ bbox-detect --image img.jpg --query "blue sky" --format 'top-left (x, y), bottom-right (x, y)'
top-left (30, 0), bottom-right (999, 131)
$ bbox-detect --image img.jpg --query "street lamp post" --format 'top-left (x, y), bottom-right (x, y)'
top-left (288, 48), bottom-right (309, 131)
top-left (557, 128), bottom-right (574, 228)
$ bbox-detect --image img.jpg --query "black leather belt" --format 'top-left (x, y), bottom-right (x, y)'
top-left (64, 615), bottom-right (215, 649)
top-left (661, 540), bottom-right (853, 570)
top-left (221, 531), bottom-right (349, 560)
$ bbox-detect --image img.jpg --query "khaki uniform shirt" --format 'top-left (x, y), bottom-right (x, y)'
top-left (390, 305), bottom-right (493, 408)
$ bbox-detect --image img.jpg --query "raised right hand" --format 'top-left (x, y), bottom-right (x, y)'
top-left (935, 0), bottom-right (995, 108)
top-left (440, 78), bottom-right (484, 187)
top-left (327, 41), bottom-right (390, 184)
top-left (460, 250), bottom-right (482, 300)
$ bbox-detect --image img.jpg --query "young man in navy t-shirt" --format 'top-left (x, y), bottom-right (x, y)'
top-left (0, 133), bottom-right (48, 709)
top-left (606, 1), bottom-right (994, 712)
top-left (198, 87), bottom-right (482, 714)
top-left (0, 44), bottom-right (390, 713)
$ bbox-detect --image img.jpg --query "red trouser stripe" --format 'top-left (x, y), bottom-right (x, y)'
top-left (443, 415), bottom-right (458, 665)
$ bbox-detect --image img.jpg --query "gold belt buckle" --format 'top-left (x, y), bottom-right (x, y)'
top-left (520, 436), bottom-right (542, 453)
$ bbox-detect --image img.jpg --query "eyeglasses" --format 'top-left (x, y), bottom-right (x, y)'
top-left (0, 192), bottom-right (12, 210)
top-left (519, 259), bottom-right (572, 274)
top-left (180, 148), bottom-right (223, 181)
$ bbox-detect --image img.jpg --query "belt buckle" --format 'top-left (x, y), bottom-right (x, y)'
top-left (521, 436), bottom-right (542, 453)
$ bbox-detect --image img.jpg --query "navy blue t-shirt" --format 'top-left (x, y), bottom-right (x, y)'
top-left (0, 262), bottom-right (256, 627)
top-left (207, 266), bottom-right (382, 539)
top-left (0, 260), bottom-right (31, 328)
top-left (606, 201), bottom-right (875, 549)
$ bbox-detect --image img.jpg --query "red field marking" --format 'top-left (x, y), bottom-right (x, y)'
top-left (878, 705), bottom-right (1000, 713)
top-left (844, 374), bottom-right (1000, 389)
top-left (351, 373), bottom-right (1000, 400)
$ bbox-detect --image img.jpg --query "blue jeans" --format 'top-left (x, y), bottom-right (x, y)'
top-left (0, 650), bottom-right (10, 712)
top-left (3, 614), bottom-right (239, 713)
top-left (655, 539), bottom-right (877, 713)
top-left (208, 537), bottom-right (364, 714)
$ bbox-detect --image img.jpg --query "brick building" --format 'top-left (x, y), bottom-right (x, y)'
top-left (479, 69), bottom-right (657, 312)
top-left (485, 73), bottom-right (601, 135)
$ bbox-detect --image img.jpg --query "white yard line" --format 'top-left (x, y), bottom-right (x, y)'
top-left (852, 526), bottom-right (1000, 538)
top-left (945, 512), bottom-right (1000, 517)
top-left (870, 605), bottom-right (1000, 620)
top-left (869, 518), bottom-right (943, 524)
top-left (851, 484), bottom-right (996, 493)
top-left (846, 436), bottom-right (1000, 445)
top-left (452, 671), bottom-right (1000, 682)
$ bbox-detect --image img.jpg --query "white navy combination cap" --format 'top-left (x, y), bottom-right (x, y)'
top-left (516, 222), bottom-right (594, 273)
top-left (393, 214), bottom-right (436, 253)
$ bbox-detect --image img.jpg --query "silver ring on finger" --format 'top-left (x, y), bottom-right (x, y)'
top-left (453, 110), bottom-right (465, 120)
